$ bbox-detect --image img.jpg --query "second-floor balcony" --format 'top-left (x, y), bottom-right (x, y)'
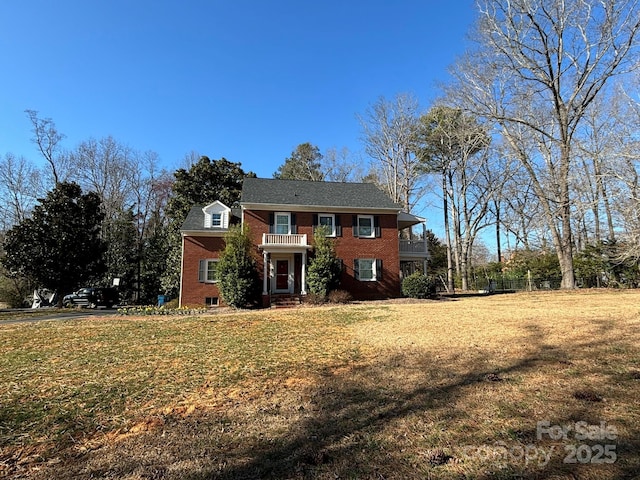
top-left (261, 233), bottom-right (310, 249)
top-left (399, 239), bottom-right (429, 257)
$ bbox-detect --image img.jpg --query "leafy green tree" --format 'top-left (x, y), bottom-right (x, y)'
top-left (1, 182), bottom-right (105, 303)
top-left (307, 226), bottom-right (342, 298)
top-left (273, 143), bottom-right (324, 181)
top-left (573, 240), bottom-right (640, 288)
top-left (218, 225), bottom-right (260, 308)
top-left (505, 249), bottom-right (561, 279)
top-left (161, 156), bottom-right (255, 296)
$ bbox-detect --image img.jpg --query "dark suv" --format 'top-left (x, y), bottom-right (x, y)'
top-left (63, 287), bottom-right (119, 309)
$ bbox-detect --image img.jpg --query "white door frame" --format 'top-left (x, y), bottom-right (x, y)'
top-left (271, 254), bottom-right (294, 294)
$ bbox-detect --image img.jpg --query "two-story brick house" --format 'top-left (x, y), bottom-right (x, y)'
top-left (179, 178), bottom-right (428, 307)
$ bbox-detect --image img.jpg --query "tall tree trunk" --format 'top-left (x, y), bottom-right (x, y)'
top-left (494, 199), bottom-right (502, 262)
top-left (443, 172), bottom-right (455, 293)
top-left (559, 144), bottom-right (576, 289)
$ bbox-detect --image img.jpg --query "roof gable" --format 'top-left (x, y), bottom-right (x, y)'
top-left (241, 178), bottom-right (399, 210)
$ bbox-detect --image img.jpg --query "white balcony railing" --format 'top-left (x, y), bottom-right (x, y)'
top-left (399, 239), bottom-right (428, 254)
top-left (261, 233), bottom-right (308, 246)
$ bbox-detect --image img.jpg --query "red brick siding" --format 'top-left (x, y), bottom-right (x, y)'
top-left (243, 210), bottom-right (401, 300)
top-left (180, 236), bottom-right (226, 306)
top-left (332, 213), bottom-right (401, 299)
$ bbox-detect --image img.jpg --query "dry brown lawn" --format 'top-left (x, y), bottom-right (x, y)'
top-left (1, 290), bottom-right (639, 479)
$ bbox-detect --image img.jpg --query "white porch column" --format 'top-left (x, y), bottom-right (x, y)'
top-left (301, 251), bottom-right (307, 294)
top-left (262, 252), bottom-right (269, 295)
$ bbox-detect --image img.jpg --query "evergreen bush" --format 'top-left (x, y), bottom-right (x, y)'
top-left (218, 225), bottom-right (260, 308)
top-left (307, 226), bottom-right (342, 298)
top-left (402, 273), bottom-right (437, 299)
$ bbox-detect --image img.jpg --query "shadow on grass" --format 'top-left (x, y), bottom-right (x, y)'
top-left (28, 324), bottom-right (640, 480)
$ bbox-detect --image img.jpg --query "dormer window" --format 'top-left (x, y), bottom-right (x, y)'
top-left (202, 201), bottom-right (231, 229)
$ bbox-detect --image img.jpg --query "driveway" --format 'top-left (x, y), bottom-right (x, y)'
top-left (0, 308), bottom-right (117, 325)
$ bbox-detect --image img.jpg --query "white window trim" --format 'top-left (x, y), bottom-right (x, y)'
top-left (198, 259), bottom-right (219, 283)
top-left (318, 213), bottom-right (336, 237)
top-left (356, 258), bottom-right (377, 281)
top-left (358, 215), bottom-right (375, 238)
top-left (211, 212), bottom-right (223, 227)
top-left (275, 212), bottom-right (291, 235)
top-left (202, 201), bottom-right (230, 229)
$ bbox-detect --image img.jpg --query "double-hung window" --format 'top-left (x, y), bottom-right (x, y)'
top-left (318, 213), bottom-right (335, 236)
top-left (275, 213), bottom-right (291, 234)
top-left (355, 258), bottom-right (382, 281)
top-left (313, 213), bottom-right (341, 236)
top-left (211, 213), bottom-right (222, 227)
top-left (198, 259), bottom-right (219, 283)
top-left (357, 215), bottom-right (375, 238)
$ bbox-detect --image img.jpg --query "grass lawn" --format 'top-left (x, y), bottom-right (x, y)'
top-left (1, 290), bottom-right (639, 479)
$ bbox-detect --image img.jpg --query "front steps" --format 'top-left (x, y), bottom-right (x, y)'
top-left (270, 294), bottom-right (303, 308)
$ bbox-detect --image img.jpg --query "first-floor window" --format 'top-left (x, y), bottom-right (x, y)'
top-left (198, 259), bottom-right (219, 283)
top-left (205, 296), bottom-right (219, 306)
top-left (355, 258), bottom-right (380, 281)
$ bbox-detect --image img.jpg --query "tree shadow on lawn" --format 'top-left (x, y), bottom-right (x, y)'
top-left (37, 324), bottom-right (640, 480)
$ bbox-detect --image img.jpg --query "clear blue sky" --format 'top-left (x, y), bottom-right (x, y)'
top-left (0, 0), bottom-right (479, 232)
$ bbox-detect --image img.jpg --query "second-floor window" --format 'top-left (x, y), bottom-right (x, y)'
top-left (275, 212), bottom-right (291, 234)
top-left (352, 215), bottom-right (381, 238)
top-left (313, 213), bottom-right (342, 236)
top-left (319, 213), bottom-right (335, 236)
top-left (211, 213), bottom-right (222, 227)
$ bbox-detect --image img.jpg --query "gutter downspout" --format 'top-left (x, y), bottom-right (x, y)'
top-left (179, 233), bottom-right (185, 308)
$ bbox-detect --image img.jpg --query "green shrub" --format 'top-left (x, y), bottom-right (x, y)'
top-left (402, 273), bottom-right (437, 299)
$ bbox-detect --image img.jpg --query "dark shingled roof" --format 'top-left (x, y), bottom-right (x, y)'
top-left (181, 206), bottom-right (206, 231)
top-left (241, 178), bottom-right (400, 210)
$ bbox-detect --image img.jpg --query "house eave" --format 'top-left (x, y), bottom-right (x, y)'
top-left (181, 229), bottom-right (228, 237)
top-left (241, 202), bottom-right (399, 214)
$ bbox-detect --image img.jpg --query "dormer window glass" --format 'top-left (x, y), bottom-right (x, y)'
top-left (211, 213), bottom-right (222, 227)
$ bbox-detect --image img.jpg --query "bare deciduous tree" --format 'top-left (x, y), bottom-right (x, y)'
top-left (0, 153), bottom-right (42, 230)
top-left (25, 110), bottom-right (70, 186)
top-left (448, 0), bottom-right (640, 288)
top-left (322, 147), bottom-right (365, 182)
top-left (359, 93), bottom-right (426, 212)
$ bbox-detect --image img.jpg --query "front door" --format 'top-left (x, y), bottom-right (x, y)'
top-left (275, 259), bottom-right (289, 291)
